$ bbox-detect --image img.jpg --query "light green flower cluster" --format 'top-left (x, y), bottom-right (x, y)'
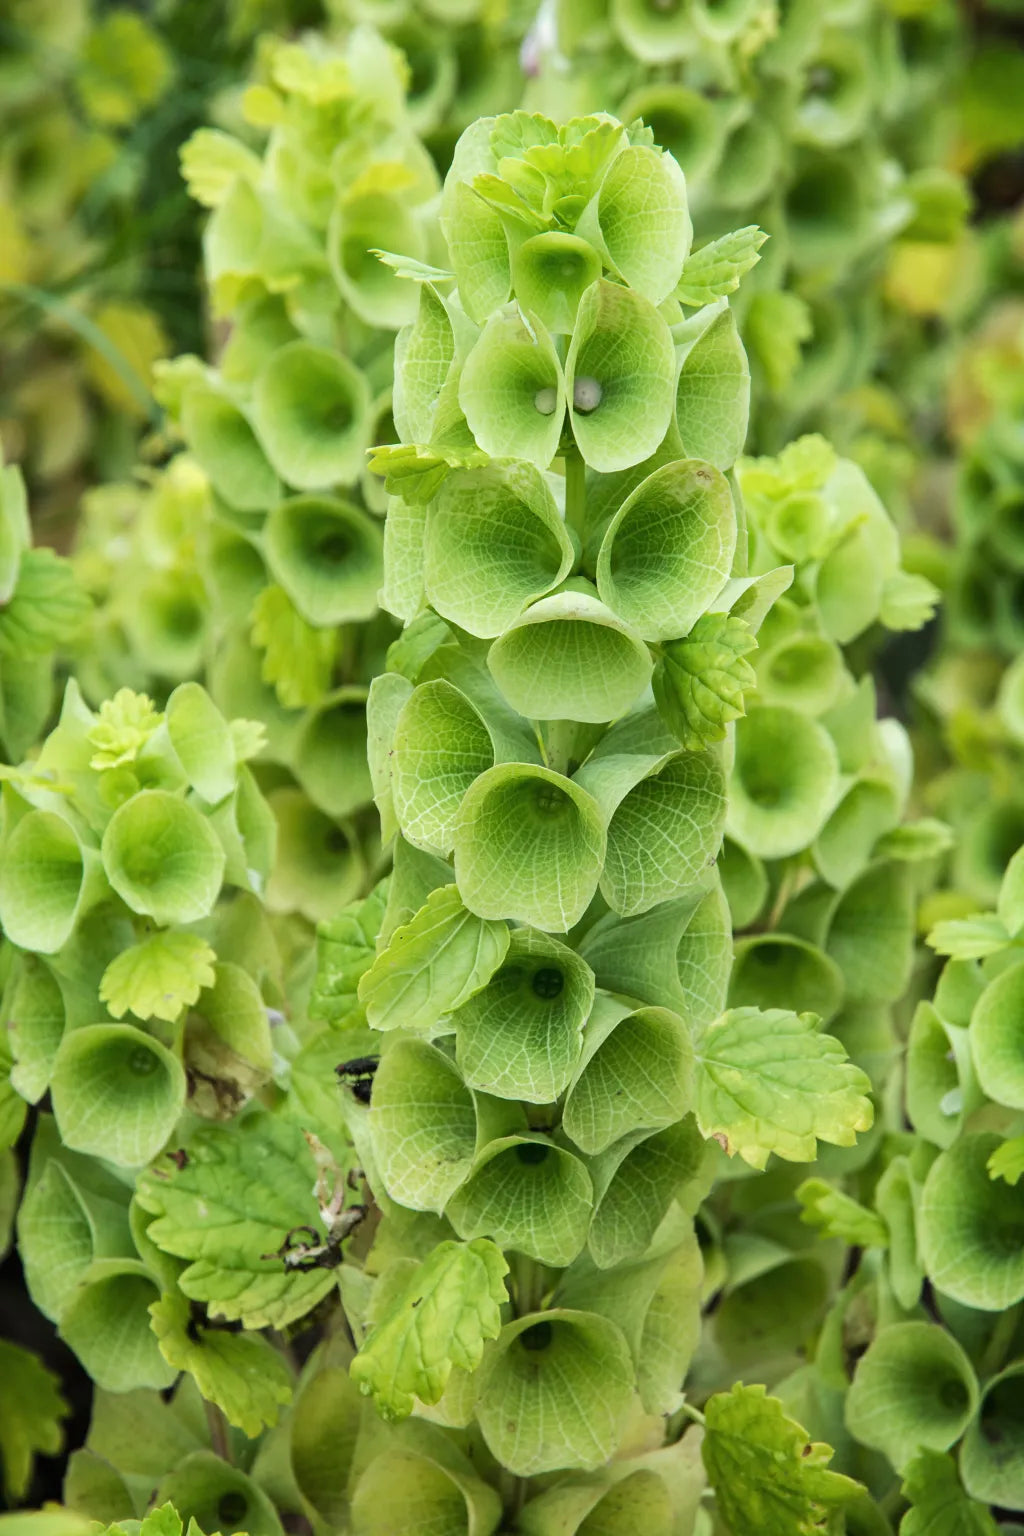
top-left (522, 0), bottom-right (967, 447)
top-left (71, 29), bottom-right (449, 930)
top-left (0, 666), bottom-right (283, 1385)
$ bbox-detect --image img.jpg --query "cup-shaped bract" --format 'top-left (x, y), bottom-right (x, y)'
top-left (126, 569), bottom-right (209, 682)
top-left (610, 0), bottom-right (701, 63)
top-left (729, 935), bottom-right (844, 1022)
top-left (453, 764), bottom-right (606, 932)
top-left (253, 343), bottom-right (372, 492)
top-left (488, 589), bottom-right (653, 725)
top-left (423, 460), bottom-right (575, 638)
top-left (596, 460), bottom-right (736, 640)
top-left (586, 748), bottom-right (727, 916)
top-left (350, 1445), bottom-right (502, 1536)
top-left (156, 1452), bottom-right (283, 1536)
top-left (475, 1310), bottom-right (635, 1475)
top-left (795, 32), bottom-right (872, 148)
top-left (390, 680), bottom-right (496, 855)
top-left (511, 232), bottom-right (604, 336)
top-left (960, 1364), bottom-right (1024, 1512)
top-left (264, 787), bottom-right (364, 924)
top-left (370, 1037), bottom-right (478, 1212)
top-left (180, 386), bottom-right (279, 513)
top-left (617, 85), bottom-right (726, 189)
top-left (588, 1118), bottom-right (706, 1270)
top-left (446, 1135), bottom-right (594, 1266)
top-left (51, 1023), bottom-right (186, 1167)
top-left (329, 190), bottom-right (427, 330)
top-left (101, 790), bottom-right (226, 926)
top-left (165, 682), bottom-right (237, 806)
top-left (562, 997), bottom-right (695, 1156)
top-left (905, 1003), bottom-right (976, 1151)
top-left (565, 280), bottom-right (678, 473)
top-left (783, 150), bottom-right (869, 273)
top-left (575, 144), bottom-right (691, 305)
top-left (919, 1134), bottom-right (1024, 1311)
top-left (844, 1323), bottom-right (979, 1471)
top-left (674, 304), bottom-right (751, 471)
top-left (293, 689), bottom-right (373, 820)
top-left (459, 306), bottom-right (566, 470)
top-left (726, 706), bottom-right (840, 859)
top-left (60, 1259), bottom-right (175, 1394)
top-left (969, 959), bottom-right (1024, 1110)
top-left (453, 928), bottom-right (595, 1103)
top-left (0, 809), bottom-right (105, 954)
top-left (580, 883), bottom-right (732, 1024)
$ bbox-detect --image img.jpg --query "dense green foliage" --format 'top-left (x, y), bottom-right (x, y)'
top-left (0, 3), bottom-right (1023, 1534)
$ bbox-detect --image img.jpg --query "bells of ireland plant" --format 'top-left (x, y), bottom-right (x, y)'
top-left (252, 110), bottom-right (882, 1527)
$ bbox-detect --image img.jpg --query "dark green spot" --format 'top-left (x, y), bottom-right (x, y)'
top-left (532, 966), bottom-right (565, 1000)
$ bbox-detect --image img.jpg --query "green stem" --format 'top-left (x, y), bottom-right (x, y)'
top-left (563, 445), bottom-right (587, 549)
top-left (980, 1301), bottom-right (1021, 1378)
top-left (204, 1399), bottom-right (232, 1463)
top-left (544, 718), bottom-right (582, 777)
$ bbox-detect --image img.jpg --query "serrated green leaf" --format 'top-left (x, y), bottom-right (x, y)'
top-left (358, 885), bottom-right (509, 1035)
top-left (899, 1451), bottom-right (999, 1536)
top-left (0, 549), bottom-right (92, 657)
top-left (696, 1008), bottom-right (873, 1169)
top-left (100, 933), bottom-right (217, 1024)
top-left (136, 1114), bottom-right (344, 1329)
top-left (310, 884), bottom-right (388, 1025)
top-left (654, 612), bottom-right (757, 749)
top-left (676, 227), bottom-right (767, 306)
top-left (880, 569), bottom-right (940, 632)
top-left (988, 1136), bottom-right (1024, 1185)
top-left (351, 1238), bottom-right (507, 1420)
top-left (0, 1340), bottom-right (67, 1502)
top-left (180, 128), bottom-right (262, 209)
top-left (796, 1177), bottom-right (888, 1248)
top-left (703, 1383), bottom-right (862, 1536)
top-left (149, 1293), bottom-right (292, 1439)
top-left (250, 585), bottom-right (337, 710)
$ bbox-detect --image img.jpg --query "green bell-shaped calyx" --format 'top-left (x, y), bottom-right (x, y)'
top-left (845, 1322), bottom-right (979, 1472)
top-left (474, 1309), bottom-right (634, 1475)
top-left (0, 809), bottom-right (106, 955)
top-left (180, 385), bottom-right (279, 513)
top-left (454, 763), bottom-right (606, 932)
top-left (369, 1037), bottom-right (478, 1211)
top-left (488, 586), bottom-right (653, 725)
top-left (264, 495), bottom-right (383, 627)
top-left (446, 1135), bottom-right (594, 1266)
top-left (596, 461), bottom-right (736, 641)
top-left (727, 706), bottom-right (841, 859)
top-left (459, 305), bottom-right (566, 470)
top-left (252, 343), bottom-right (372, 491)
top-left (565, 280), bottom-right (677, 473)
top-left (919, 1134), bottom-right (1024, 1310)
top-left (562, 994), bottom-right (695, 1155)
top-left (453, 927), bottom-right (595, 1103)
top-left (51, 1023), bottom-right (186, 1167)
top-left (423, 460), bottom-right (574, 639)
top-left (101, 791), bottom-right (226, 926)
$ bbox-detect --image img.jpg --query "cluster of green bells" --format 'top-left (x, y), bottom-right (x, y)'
top-left (1, 8), bottom-right (1023, 1536)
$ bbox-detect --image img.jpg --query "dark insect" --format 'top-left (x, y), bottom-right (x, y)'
top-left (336, 1055), bottom-right (379, 1105)
top-left (262, 1208), bottom-right (367, 1272)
